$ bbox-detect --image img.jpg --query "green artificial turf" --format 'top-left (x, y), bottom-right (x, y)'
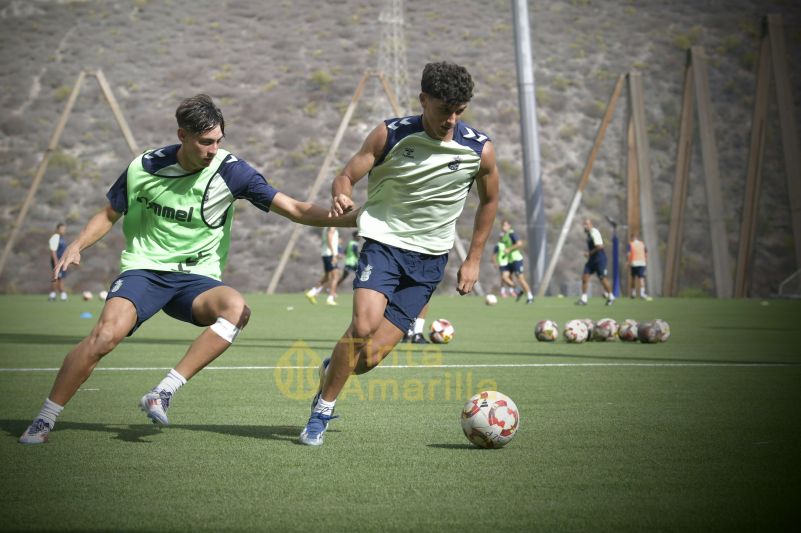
top-left (1, 294), bottom-right (800, 531)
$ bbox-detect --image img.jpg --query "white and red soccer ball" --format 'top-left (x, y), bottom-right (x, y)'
top-left (429, 318), bottom-right (455, 344)
top-left (563, 319), bottom-right (589, 343)
top-left (485, 294), bottom-right (498, 306)
top-left (535, 319), bottom-right (559, 342)
top-left (593, 318), bottom-right (619, 341)
top-left (619, 319), bottom-right (639, 342)
top-left (460, 390), bottom-right (520, 449)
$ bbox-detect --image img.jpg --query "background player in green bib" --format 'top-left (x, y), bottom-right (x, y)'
top-left (20, 94), bottom-right (357, 444)
top-left (337, 231), bottom-right (361, 287)
top-left (500, 219), bottom-right (534, 303)
top-left (492, 237), bottom-right (516, 298)
top-left (300, 62), bottom-right (500, 446)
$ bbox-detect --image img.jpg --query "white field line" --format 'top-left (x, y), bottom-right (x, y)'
top-left (0, 362), bottom-right (797, 372)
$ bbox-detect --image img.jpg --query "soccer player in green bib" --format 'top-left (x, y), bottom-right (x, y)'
top-left (20, 94), bottom-right (356, 444)
top-left (299, 62), bottom-right (500, 446)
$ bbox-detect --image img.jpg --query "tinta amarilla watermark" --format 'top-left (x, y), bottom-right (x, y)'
top-left (274, 340), bottom-right (497, 402)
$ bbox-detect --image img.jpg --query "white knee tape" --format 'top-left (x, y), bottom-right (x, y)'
top-left (210, 317), bottom-right (240, 343)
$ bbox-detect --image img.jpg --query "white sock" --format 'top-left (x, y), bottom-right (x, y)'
top-left (37, 398), bottom-right (64, 429)
top-left (60, 292), bottom-right (67, 300)
top-left (527, 291), bottom-right (533, 299)
top-left (414, 318), bottom-right (425, 334)
top-left (313, 397), bottom-right (336, 416)
top-left (640, 288), bottom-right (646, 297)
top-left (580, 293), bottom-right (588, 303)
top-left (608, 293), bottom-right (615, 301)
top-left (156, 369), bottom-right (187, 396)
top-left (49, 291), bottom-right (56, 299)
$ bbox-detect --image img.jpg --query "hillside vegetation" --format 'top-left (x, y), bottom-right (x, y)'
top-left (1, 0), bottom-right (799, 297)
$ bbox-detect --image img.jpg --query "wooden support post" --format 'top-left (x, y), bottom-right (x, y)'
top-left (625, 116), bottom-right (640, 297)
top-left (536, 74), bottom-right (625, 298)
top-left (767, 14), bottom-right (801, 276)
top-left (735, 26), bottom-right (771, 297)
top-left (628, 72), bottom-right (662, 296)
top-left (664, 51), bottom-right (696, 297)
top-left (0, 71), bottom-right (87, 278)
top-left (691, 46), bottom-right (733, 297)
top-left (93, 69), bottom-right (139, 156)
top-left (267, 71), bottom-right (371, 294)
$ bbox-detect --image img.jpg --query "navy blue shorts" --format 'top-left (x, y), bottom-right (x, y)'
top-left (508, 260), bottom-right (524, 275)
top-left (322, 255), bottom-right (337, 272)
top-left (50, 258), bottom-right (67, 279)
top-left (353, 239), bottom-right (448, 333)
top-left (631, 266), bottom-right (646, 278)
top-left (107, 269), bottom-right (224, 336)
top-left (584, 252), bottom-right (608, 278)
top-left (498, 264), bottom-right (511, 274)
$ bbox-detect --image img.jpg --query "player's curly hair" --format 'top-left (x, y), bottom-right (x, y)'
top-left (175, 94), bottom-right (225, 135)
top-left (421, 62), bottom-right (474, 105)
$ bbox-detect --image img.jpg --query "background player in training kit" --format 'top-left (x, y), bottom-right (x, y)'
top-left (299, 62), bottom-right (500, 446)
top-left (576, 218), bottom-right (615, 306)
top-left (20, 94), bottom-right (356, 444)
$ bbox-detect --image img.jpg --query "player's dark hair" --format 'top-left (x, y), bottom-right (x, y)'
top-left (421, 62), bottom-right (474, 105)
top-left (175, 94), bottom-right (225, 135)
top-left (55, 222), bottom-right (65, 230)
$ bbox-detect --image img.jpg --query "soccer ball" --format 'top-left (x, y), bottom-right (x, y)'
top-left (618, 319), bottom-right (639, 342)
top-left (593, 318), bottom-right (619, 341)
top-left (429, 318), bottom-right (455, 344)
top-left (637, 321), bottom-right (659, 343)
top-left (460, 390), bottom-right (520, 449)
top-left (580, 318), bottom-right (595, 340)
top-left (534, 319), bottom-right (559, 342)
top-left (563, 319), bottom-right (589, 343)
top-left (98, 290), bottom-right (109, 300)
top-left (82, 290), bottom-right (93, 301)
top-left (653, 319), bottom-right (671, 342)
top-left (485, 294), bottom-right (498, 306)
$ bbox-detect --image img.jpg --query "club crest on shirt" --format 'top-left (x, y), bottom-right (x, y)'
top-left (359, 264), bottom-right (373, 282)
top-left (448, 157), bottom-right (461, 171)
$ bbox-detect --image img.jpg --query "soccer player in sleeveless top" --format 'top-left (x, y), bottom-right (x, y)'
top-left (300, 62), bottom-right (500, 446)
top-left (20, 94), bottom-right (357, 444)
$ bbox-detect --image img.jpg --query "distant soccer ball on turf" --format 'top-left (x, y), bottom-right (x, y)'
top-left (534, 319), bottom-right (559, 342)
top-left (485, 294), bottom-right (498, 306)
top-left (618, 319), bottom-right (639, 342)
top-left (461, 390), bottom-right (520, 449)
top-left (98, 290), bottom-right (109, 301)
top-left (82, 290), bottom-right (93, 301)
top-left (563, 319), bottom-right (589, 343)
top-left (593, 318), bottom-right (619, 341)
top-left (581, 318), bottom-right (595, 340)
top-left (429, 318), bottom-right (455, 344)
top-left (637, 321), bottom-right (659, 343)
top-left (653, 318), bottom-right (671, 342)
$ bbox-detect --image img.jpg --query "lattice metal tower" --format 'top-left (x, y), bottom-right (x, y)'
top-left (376, 0), bottom-right (410, 116)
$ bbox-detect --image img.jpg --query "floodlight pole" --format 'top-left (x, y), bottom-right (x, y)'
top-left (512, 0), bottom-right (546, 292)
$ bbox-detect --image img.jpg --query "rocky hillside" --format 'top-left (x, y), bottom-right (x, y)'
top-left (1, 0), bottom-right (799, 297)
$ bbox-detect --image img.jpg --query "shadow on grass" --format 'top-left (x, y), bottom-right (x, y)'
top-left (0, 333), bottom-right (338, 349)
top-left (427, 443), bottom-right (483, 450)
top-left (0, 419), bottom-right (320, 444)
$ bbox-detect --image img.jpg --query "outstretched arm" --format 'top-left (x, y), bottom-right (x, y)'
top-left (270, 193), bottom-right (358, 228)
top-left (457, 141), bottom-right (500, 295)
top-left (54, 204), bottom-right (121, 279)
top-left (330, 122), bottom-right (388, 216)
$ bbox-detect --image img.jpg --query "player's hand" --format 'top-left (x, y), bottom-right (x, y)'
top-left (456, 260), bottom-right (480, 295)
top-left (54, 244), bottom-right (81, 280)
top-left (330, 194), bottom-right (355, 217)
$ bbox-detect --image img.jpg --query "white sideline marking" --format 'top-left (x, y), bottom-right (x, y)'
top-left (0, 362), bottom-right (796, 372)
